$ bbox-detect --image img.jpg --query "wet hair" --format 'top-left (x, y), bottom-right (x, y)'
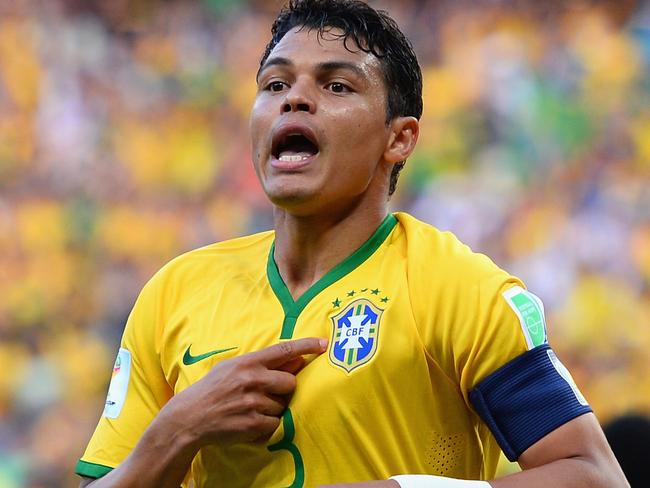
top-left (259, 0), bottom-right (423, 197)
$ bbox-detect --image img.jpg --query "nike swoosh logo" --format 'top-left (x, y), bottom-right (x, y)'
top-left (183, 345), bottom-right (238, 365)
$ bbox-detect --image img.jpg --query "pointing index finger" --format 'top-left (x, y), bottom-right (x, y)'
top-left (251, 337), bottom-right (328, 369)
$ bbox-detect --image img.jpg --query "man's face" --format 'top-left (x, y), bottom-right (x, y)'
top-left (250, 27), bottom-right (394, 216)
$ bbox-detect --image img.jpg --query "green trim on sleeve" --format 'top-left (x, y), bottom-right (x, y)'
top-left (267, 213), bottom-right (398, 339)
top-left (75, 459), bottom-right (114, 479)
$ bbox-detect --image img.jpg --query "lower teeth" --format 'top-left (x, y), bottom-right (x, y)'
top-left (279, 155), bottom-right (310, 162)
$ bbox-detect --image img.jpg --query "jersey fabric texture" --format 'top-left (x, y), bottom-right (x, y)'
top-left (76, 212), bottom-right (587, 487)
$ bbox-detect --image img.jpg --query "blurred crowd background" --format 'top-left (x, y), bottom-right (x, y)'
top-left (0, 0), bottom-right (649, 486)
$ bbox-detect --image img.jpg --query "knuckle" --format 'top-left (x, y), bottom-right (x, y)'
top-left (278, 341), bottom-right (294, 357)
top-left (241, 393), bottom-right (260, 411)
top-left (246, 372), bottom-right (264, 390)
top-left (233, 369), bottom-right (259, 390)
top-left (232, 357), bottom-right (250, 371)
top-left (245, 414), bottom-right (260, 429)
top-left (267, 416), bottom-right (281, 431)
top-left (235, 353), bottom-right (255, 367)
top-left (244, 413), bottom-right (268, 432)
top-left (284, 374), bottom-right (297, 391)
top-left (238, 369), bottom-right (254, 384)
top-left (257, 414), bottom-right (280, 434)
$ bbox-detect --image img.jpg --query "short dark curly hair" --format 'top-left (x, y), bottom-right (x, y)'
top-left (259, 0), bottom-right (423, 197)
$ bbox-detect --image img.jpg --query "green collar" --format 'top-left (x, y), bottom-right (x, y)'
top-left (267, 214), bottom-right (397, 339)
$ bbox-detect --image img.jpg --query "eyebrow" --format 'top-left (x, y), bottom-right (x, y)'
top-left (317, 61), bottom-right (367, 79)
top-left (257, 57), bottom-right (292, 79)
top-left (257, 57), bottom-right (367, 81)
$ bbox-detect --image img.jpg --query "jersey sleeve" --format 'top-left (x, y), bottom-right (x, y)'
top-left (437, 268), bottom-right (592, 461)
top-left (76, 272), bottom-right (173, 479)
top-left (410, 234), bottom-right (591, 461)
top-left (466, 276), bottom-right (591, 460)
top-left (410, 243), bottom-right (533, 406)
top-left (456, 274), bottom-right (535, 398)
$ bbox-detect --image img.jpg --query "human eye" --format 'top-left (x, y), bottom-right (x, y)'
top-left (265, 80), bottom-right (288, 92)
top-left (325, 81), bottom-right (352, 94)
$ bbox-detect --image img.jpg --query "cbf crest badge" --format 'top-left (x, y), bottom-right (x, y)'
top-left (329, 298), bottom-right (383, 373)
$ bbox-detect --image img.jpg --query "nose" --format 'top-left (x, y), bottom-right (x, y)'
top-left (281, 79), bottom-right (316, 114)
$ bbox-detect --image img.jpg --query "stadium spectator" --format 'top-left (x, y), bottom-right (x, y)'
top-left (0, 0), bottom-right (647, 486)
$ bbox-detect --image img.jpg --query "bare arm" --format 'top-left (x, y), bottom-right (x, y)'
top-left (319, 413), bottom-right (628, 488)
top-left (490, 413), bottom-right (628, 488)
top-left (78, 337), bottom-right (328, 488)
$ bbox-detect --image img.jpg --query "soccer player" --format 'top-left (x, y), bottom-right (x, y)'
top-left (76, 1), bottom-right (629, 487)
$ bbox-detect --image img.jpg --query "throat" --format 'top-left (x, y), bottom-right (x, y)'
top-left (283, 277), bottom-right (316, 302)
top-left (273, 239), bottom-right (334, 302)
top-left (271, 208), bottom-right (390, 302)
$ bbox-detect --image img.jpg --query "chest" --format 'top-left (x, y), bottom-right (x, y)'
top-left (160, 269), bottom-right (428, 400)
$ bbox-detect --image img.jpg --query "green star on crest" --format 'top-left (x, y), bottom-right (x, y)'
top-left (347, 290), bottom-right (356, 297)
top-left (380, 296), bottom-right (389, 303)
top-left (332, 298), bottom-right (341, 308)
top-left (371, 288), bottom-right (380, 295)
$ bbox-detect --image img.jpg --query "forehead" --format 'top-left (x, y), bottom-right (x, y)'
top-left (263, 27), bottom-right (382, 77)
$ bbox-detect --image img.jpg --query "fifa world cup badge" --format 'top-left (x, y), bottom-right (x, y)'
top-left (329, 298), bottom-right (383, 373)
top-left (104, 348), bottom-right (131, 419)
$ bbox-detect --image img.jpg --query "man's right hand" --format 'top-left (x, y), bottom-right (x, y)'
top-left (158, 337), bottom-right (328, 449)
top-left (79, 337), bottom-right (327, 488)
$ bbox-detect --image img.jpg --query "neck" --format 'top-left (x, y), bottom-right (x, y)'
top-left (272, 201), bottom-right (388, 300)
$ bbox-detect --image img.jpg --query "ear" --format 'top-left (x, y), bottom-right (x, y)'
top-left (383, 116), bottom-right (419, 165)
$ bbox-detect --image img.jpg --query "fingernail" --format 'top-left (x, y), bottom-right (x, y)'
top-left (319, 338), bottom-right (328, 349)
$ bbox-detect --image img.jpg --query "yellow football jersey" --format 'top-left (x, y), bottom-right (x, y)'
top-left (77, 212), bottom-right (534, 487)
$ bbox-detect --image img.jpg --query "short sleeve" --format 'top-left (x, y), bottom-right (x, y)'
top-left (456, 274), bottom-right (532, 399)
top-left (459, 274), bottom-right (591, 460)
top-left (405, 229), bottom-right (532, 407)
top-left (401, 217), bottom-right (590, 462)
top-left (76, 274), bottom-right (173, 478)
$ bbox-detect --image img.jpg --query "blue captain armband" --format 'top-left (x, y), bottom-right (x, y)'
top-left (469, 344), bottom-right (592, 461)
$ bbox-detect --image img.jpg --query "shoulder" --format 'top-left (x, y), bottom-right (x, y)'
top-left (144, 230), bottom-right (275, 297)
top-left (393, 212), bottom-right (525, 345)
top-left (393, 212), bottom-right (511, 288)
top-left (395, 214), bottom-right (532, 386)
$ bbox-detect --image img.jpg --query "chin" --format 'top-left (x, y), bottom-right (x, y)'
top-left (269, 192), bottom-right (311, 209)
top-left (266, 188), bottom-right (322, 216)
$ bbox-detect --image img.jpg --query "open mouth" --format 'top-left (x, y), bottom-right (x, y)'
top-left (272, 131), bottom-right (319, 163)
